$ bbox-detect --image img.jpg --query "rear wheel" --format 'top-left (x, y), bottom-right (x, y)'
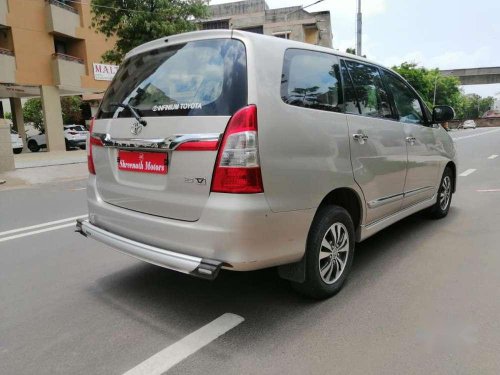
top-left (13, 148), bottom-right (23, 154)
top-left (28, 140), bottom-right (40, 152)
top-left (429, 167), bottom-right (453, 219)
top-left (291, 205), bottom-right (355, 299)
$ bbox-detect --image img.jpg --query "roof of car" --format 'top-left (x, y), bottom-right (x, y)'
top-left (125, 29), bottom-right (391, 71)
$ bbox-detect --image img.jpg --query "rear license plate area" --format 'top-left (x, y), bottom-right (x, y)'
top-left (117, 150), bottom-right (168, 175)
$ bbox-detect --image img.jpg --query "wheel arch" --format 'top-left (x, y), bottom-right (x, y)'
top-left (278, 187), bottom-right (364, 283)
top-left (445, 161), bottom-right (457, 193)
top-left (315, 187), bottom-right (364, 232)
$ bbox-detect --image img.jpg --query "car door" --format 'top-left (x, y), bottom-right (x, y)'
top-left (381, 70), bottom-right (441, 208)
top-left (341, 60), bottom-right (408, 224)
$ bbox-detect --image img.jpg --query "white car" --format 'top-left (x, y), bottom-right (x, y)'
top-left (11, 129), bottom-right (23, 154)
top-left (27, 125), bottom-right (88, 152)
top-left (461, 120), bottom-right (477, 129)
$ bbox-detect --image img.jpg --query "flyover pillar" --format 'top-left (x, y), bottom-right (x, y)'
top-left (10, 98), bottom-right (27, 151)
top-left (40, 85), bottom-right (65, 152)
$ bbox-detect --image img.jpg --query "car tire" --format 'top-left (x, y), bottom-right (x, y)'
top-left (13, 148), bottom-right (23, 154)
top-left (429, 167), bottom-right (453, 219)
top-left (28, 140), bottom-right (40, 152)
top-left (65, 139), bottom-right (71, 151)
top-left (291, 205), bottom-right (355, 299)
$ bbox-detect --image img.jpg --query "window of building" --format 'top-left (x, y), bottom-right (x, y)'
top-left (54, 40), bottom-right (68, 55)
top-left (344, 60), bottom-right (393, 119)
top-left (273, 31), bottom-right (291, 39)
top-left (201, 20), bottom-right (230, 30)
top-left (281, 49), bottom-right (342, 112)
top-left (239, 26), bottom-right (264, 34)
top-left (382, 70), bottom-right (425, 125)
top-left (304, 25), bottom-right (318, 44)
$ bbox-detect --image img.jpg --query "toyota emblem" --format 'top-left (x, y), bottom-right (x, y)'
top-left (130, 122), bottom-right (142, 135)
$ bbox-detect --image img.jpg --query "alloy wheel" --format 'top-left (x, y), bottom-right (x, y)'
top-left (440, 175), bottom-right (452, 210)
top-left (318, 222), bottom-right (350, 284)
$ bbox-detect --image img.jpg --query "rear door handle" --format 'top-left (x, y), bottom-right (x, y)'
top-left (406, 136), bottom-right (416, 144)
top-left (353, 133), bottom-right (369, 143)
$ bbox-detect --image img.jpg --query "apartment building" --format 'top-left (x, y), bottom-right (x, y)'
top-left (0, 0), bottom-right (116, 152)
top-left (200, 0), bottom-right (332, 48)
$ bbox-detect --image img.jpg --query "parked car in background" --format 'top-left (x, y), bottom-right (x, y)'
top-left (27, 125), bottom-right (88, 152)
top-left (77, 30), bottom-right (457, 299)
top-left (461, 120), bottom-right (477, 129)
top-left (10, 129), bottom-right (23, 154)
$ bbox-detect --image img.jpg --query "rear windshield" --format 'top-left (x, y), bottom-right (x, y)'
top-left (98, 39), bottom-right (247, 119)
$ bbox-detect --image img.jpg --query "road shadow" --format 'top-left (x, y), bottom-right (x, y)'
top-left (87, 206), bottom-right (462, 337)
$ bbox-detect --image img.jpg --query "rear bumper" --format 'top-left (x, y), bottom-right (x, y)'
top-left (85, 175), bottom-right (314, 272)
top-left (76, 219), bottom-right (222, 279)
top-left (66, 139), bottom-right (86, 147)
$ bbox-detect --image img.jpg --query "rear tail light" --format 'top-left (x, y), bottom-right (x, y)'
top-left (211, 105), bottom-right (263, 193)
top-left (87, 118), bottom-right (103, 175)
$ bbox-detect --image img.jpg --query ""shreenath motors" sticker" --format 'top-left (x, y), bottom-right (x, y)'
top-left (118, 151), bottom-right (167, 175)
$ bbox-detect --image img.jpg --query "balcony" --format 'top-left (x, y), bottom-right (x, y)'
top-left (0, 48), bottom-right (15, 83)
top-left (0, 0), bottom-right (8, 26)
top-left (51, 53), bottom-right (85, 89)
top-left (45, 0), bottom-right (80, 38)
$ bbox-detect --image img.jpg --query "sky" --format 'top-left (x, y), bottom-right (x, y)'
top-left (211, 0), bottom-right (500, 98)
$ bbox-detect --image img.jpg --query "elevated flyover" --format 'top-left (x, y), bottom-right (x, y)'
top-left (440, 67), bottom-right (500, 85)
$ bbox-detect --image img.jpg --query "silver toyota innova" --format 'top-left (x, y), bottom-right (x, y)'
top-left (77, 30), bottom-right (457, 298)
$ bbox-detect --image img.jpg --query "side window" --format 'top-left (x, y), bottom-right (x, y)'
top-left (382, 71), bottom-right (425, 125)
top-left (345, 60), bottom-right (393, 119)
top-left (340, 60), bottom-right (360, 114)
top-left (281, 49), bottom-right (343, 113)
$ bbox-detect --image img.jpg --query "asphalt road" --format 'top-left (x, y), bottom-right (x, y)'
top-left (1, 127), bottom-right (500, 374)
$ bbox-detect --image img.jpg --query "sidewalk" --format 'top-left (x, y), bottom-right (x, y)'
top-left (0, 150), bottom-right (88, 190)
top-left (14, 150), bottom-right (86, 169)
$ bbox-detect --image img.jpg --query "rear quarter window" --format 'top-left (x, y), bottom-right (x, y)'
top-left (281, 49), bottom-right (343, 113)
top-left (98, 39), bottom-right (247, 119)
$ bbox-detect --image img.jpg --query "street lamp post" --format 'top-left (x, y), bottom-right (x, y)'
top-left (433, 75), bottom-right (439, 106)
top-left (356, 0), bottom-right (362, 56)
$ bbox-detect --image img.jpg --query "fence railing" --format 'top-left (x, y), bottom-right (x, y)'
top-left (0, 47), bottom-right (14, 56)
top-left (52, 52), bottom-right (84, 64)
top-left (47, 0), bottom-right (78, 14)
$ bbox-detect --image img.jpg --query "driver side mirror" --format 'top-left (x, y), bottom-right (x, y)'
top-left (432, 105), bottom-right (455, 123)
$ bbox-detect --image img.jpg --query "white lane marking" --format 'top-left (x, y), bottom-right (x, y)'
top-left (477, 189), bottom-right (500, 192)
top-left (123, 313), bottom-right (244, 375)
top-left (0, 222), bottom-right (77, 243)
top-left (71, 187), bottom-right (87, 191)
top-left (459, 169), bottom-right (477, 177)
top-left (452, 128), bottom-right (500, 141)
top-left (488, 154), bottom-right (498, 159)
top-left (0, 215), bottom-right (87, 237)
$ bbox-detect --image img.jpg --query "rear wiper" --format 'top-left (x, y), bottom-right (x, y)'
top-left (111, 103), bottom-right (147, 126)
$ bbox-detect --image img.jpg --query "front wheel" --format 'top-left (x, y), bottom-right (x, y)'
top-left (28, 140), bottom-right (40, 152)
top-left (13, 148), bottom-right (23, 154)
top-left (429, 167), bottom-right (453, 219)
top-left (291, 205), bottom-right (355, 299)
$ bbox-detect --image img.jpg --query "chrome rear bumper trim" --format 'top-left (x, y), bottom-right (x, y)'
top-left (76, 219), bottom-right (222, 280)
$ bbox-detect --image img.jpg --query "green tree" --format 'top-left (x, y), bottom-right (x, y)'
top-left (345, 48), bottom-right (366, 58)
top-left (61, 96), bottom-right (84, 124)
top-left (91, 0), bottom-right (209, 64)
top-left (459, 94), bottom-right (495, 119)
top-left (392, 62), bottom-right (463, 116)
top-left (23, 98), bottom-right (44, 132)
top-left (23, 96), bottom-right (85, 132)
top-left (4, 112), bottom-right (12, 120)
